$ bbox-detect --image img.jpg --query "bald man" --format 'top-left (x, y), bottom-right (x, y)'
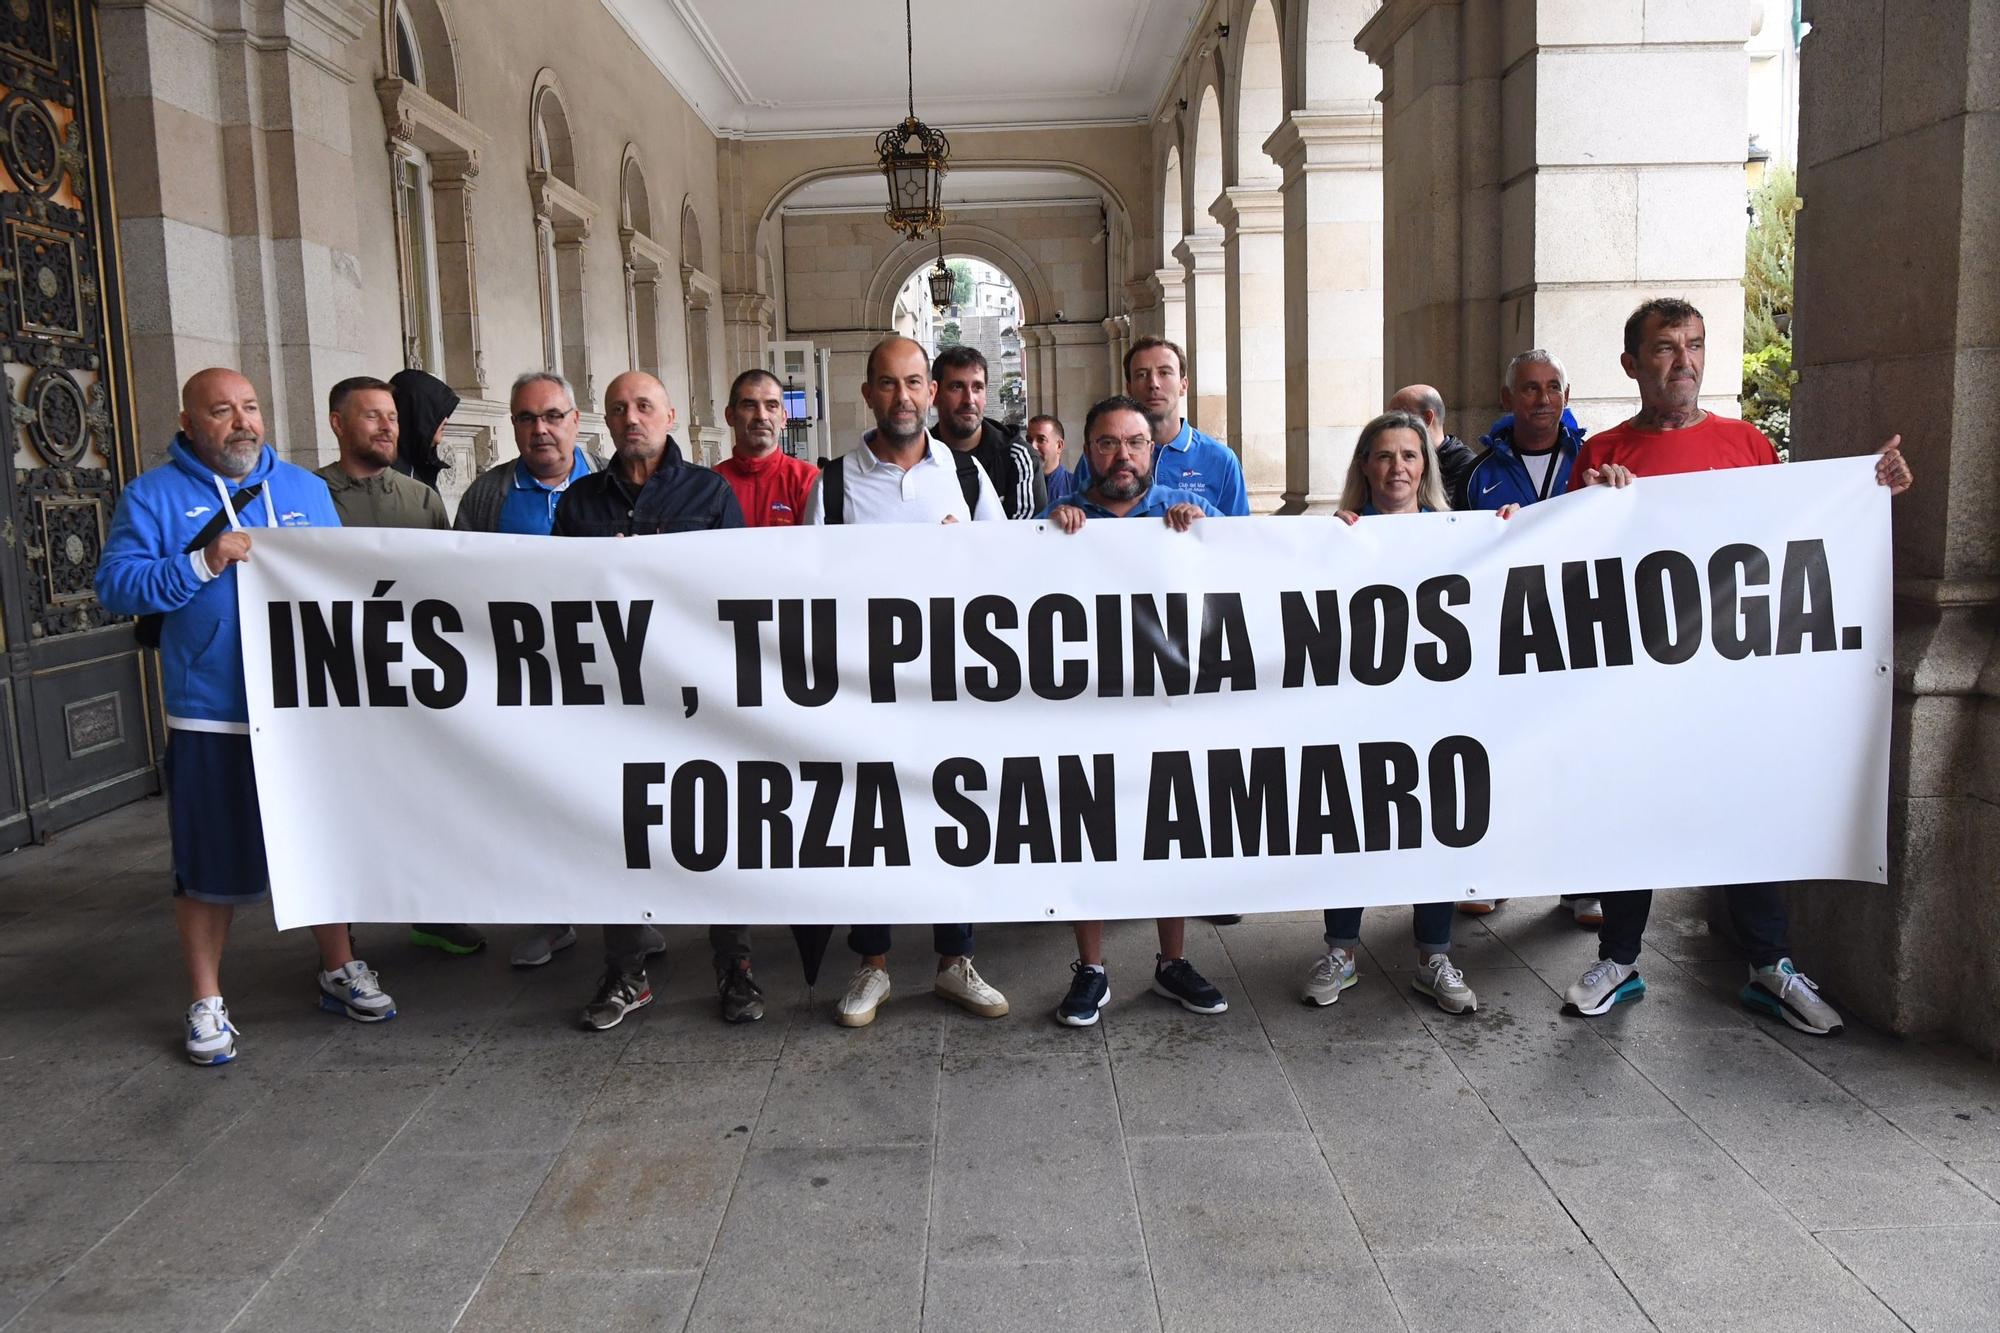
top-left (546, 370), bottom-right (754, 1033)
top-left (1387, 383), bottom-right (1482, 504)
top-left (96, 368), bottom-right (397, 1067)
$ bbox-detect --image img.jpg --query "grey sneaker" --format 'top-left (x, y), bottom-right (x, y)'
top-left (511, 925), bottom-right (578, 968)
top-left (718, 964), bottom-right (765, 1023)
top-left (581, 969), bottom-right (652, 1031)
top-left (1741, 959), bottom-right (1843, 1036)
top-left (1565, 959), bottom-right (1645, 1016)
top-left (1302, 948), bottom-right (1358, 1006)
top-left (638, 924), bottom-right (667, 959)
top-left (1412, 953), bottom-right (1477, 1014)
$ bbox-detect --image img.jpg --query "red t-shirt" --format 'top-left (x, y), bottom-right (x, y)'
top-left (1567, 413), bottom-right (1779, 490)
top-left (714, 450), bottom-right (820, 527)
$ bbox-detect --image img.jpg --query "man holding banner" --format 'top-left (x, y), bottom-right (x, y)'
top-left (97, 368), bottom-right (397, 1066)
top-left (1041, 394), bottom-right (1229, 1027)
top-left (552, 370), bottom-right (762, 1031)
top-left (808, 336), bottom-right (1011, 1027)
top-left (1563, 296), bottom-right (1914, 1034)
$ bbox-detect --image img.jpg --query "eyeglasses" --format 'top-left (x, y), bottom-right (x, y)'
top-left (512, 408), bottom-right (574, 428)
top-left (1088, 435), bottom-right (1153, 456)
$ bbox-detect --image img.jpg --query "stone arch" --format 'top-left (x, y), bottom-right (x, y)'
top-left (759, 158), bottom-right (1134, 232)
top-left (1160, 143), bottom-right (1184, 268)
top-left (679, 198), bottom-right (704, 274)
top-left (619, 145), bottom-right (653, 238)
top-left (1229, 0), bottom-right (1285, 185)
top-left (383, 0), bottom-right (459, 111)
top-left (528, 69), bottom-right (576, 185)
top-left (1285, 0), bottom-right (1380, 116)
top-left (1188, 80), bottom-right (1226, 232)
top-left (862, 223), bottom-right (1054, 330)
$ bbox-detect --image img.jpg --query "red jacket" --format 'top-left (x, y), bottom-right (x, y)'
top-left (715, 450), bottom-right (819, 528)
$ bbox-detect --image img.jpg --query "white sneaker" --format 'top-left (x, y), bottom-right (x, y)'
top-left (1301, 948), bottom-right (1357, 1006)
top-left (186, 996), bottom-right (238, 1066)
top-left (1412, 953), bottom-right (1477, 1014)
top-left (935, 957), bottom-right (1009, 1018)
top-left (836, 965), bottom-right (892, 1027)
top-left (318, 960), bottom-right (397, 1023)
top-left (1570, 897), bottom-right (1605, 928)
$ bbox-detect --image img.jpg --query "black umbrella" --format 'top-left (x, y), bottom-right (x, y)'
top-left (789, 924), bottom-right (836, 1005)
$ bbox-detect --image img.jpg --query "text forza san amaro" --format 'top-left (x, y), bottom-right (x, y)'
top-left (262, 539), bottom-right (1862, 874)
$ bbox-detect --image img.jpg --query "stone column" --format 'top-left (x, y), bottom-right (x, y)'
top-left (427, 152), bottom-right (487, 397)
top-left (553, 221), bottom-right (592, 410)
top-left (1214, 187), bottom-right (1288, 514)
top-left (1783, 0), bottom-right (2000, 1057)
top-left (722, 291), bottom-right (775, 377)
top-left (1146, 268), bottom-right (1187, 353)
top-left (1358, 0), bottom-right (1753, 435)
top-left (102, 0), bottom-right (372, 464)
top-left (1266, 112), bottom-right (1382, 514)
top-left (1173, 232), bottom-right (1228, 437)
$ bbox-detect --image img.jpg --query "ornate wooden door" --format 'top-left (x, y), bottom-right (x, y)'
top-left (0, 0), bottom-right (155, 850)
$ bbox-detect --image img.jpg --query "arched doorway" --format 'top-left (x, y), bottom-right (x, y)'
top-left (894, 257), bottom-right (1028, 425)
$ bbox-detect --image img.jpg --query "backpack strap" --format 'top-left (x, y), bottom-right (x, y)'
top-left (952, 448), bottom-right (982, 516)
top-left (816, 456), bottom-right (844, 525)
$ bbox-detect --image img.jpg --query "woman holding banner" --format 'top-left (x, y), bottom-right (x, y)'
top-left (1301, 411), bottom-right (1481, 1016)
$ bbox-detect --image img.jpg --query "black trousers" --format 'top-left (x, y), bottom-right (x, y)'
top-left (603, 924), bottom-right (750, 977)
top-left (847, 923), bottom-right (974, 959)
top-left (1597, 885), bottom-right (1789, 968)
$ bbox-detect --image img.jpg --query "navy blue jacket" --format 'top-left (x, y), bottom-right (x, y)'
top-left (551, 437), bottom-right (744, 536)
top-left (1458, 411), bottom-right (1586, 511)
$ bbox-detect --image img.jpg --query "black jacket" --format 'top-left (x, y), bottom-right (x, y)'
top-left (1436, 433), bottom-right (1482, 508)
top-left (958, 417), bottom-right (1046, 520)
top-left (389, 368), bottom-right (459, 491)
top-left (551, 437), bottom-right (744, 536)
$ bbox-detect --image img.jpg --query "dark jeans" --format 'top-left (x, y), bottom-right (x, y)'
top-left (848, 923), bottom-right (974, 959)
top-left (603, 924), bottom-right (750, 977)
top-left (1597, 885), bottom-right (1788, 967)
top-left (1323, 903), bottom-right (1454, 954)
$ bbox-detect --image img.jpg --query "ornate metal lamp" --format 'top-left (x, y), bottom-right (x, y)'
top-left (877, 0), bottom-right (949, 240)
top-left (927, 233), bottom-right (954, 312)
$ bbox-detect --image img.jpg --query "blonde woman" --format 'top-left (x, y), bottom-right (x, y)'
top-left (1305, 410), bottom-right (1478, 1014)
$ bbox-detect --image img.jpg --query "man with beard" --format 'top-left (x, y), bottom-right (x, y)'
top-left (97, 368), bottom-right (396, 1066)
top-left (1099, 336), bottom-right (1248, 516)
top-left (548, 371), bottom-right (760, 1030)
top-left (1561, 296), bottom-right (1913, 1036)
top-left (316, 377), bottom-right (450, 531)
top-left (388, 367), bottom-right (457, 491)
top-left (715, 368), bottom-right (818, 527)
top-left (931, 345), bottom-right (1042, 518)
top-left (314, 377), bottom-right (483, 957)
top-left (1039, 394), bottom-right (1229, 1026)
top-left (806, 336), bottom-right (1009, 1028)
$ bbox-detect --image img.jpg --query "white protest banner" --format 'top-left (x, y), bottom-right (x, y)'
top-left (238, 457), bottom-right (1891, 931)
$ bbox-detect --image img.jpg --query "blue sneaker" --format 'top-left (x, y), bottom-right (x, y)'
top-left (1056, 962), bottom-right (1109, 1027)
top-left (186, 996), bottom-right (238, 1066)
top-left (1564, 959), bottom-right (1645, 1016)
top-left (1741, 958), bottom-right (1843, 1036)
top-left (318, 961), bottom-right (397, 1022)
top-left (1152, 956), bottom-right (1227, 1014)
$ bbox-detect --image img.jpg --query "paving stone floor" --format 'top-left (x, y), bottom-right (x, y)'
top-left (2, 797), bottom-right (1998, 1331)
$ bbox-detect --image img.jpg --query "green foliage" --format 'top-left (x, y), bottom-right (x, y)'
top-left (947, 259), bottom-right (974, 308)
top-left (938, 320), bottom-right (961, 348)
top-left (1742, 167), bottom-right (1800, 457)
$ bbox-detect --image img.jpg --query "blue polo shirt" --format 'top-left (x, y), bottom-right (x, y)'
top-left (1040, 484), bottom-right (1224, 521)
top-left (1072, 419), bottom-right (1248, 516)
top-left (498, 448), bottom-right (592, 535)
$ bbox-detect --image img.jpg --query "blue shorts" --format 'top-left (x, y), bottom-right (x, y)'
top-left (166, 729), bottom-right (271, 905)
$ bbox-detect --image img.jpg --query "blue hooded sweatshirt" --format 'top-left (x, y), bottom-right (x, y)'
top-left (1458, 409), bottom-right (1587, 511)
top-left (96, 436), bottom-right (340, 730)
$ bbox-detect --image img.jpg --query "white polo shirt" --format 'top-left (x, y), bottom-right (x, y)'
top-left (804, 432), bottom-right (1005, 525)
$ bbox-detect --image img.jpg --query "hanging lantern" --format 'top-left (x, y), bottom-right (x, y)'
top-left (927, 235), bottom-right (954, 312)
top-left (877, 0), bottom-right (949, 240)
